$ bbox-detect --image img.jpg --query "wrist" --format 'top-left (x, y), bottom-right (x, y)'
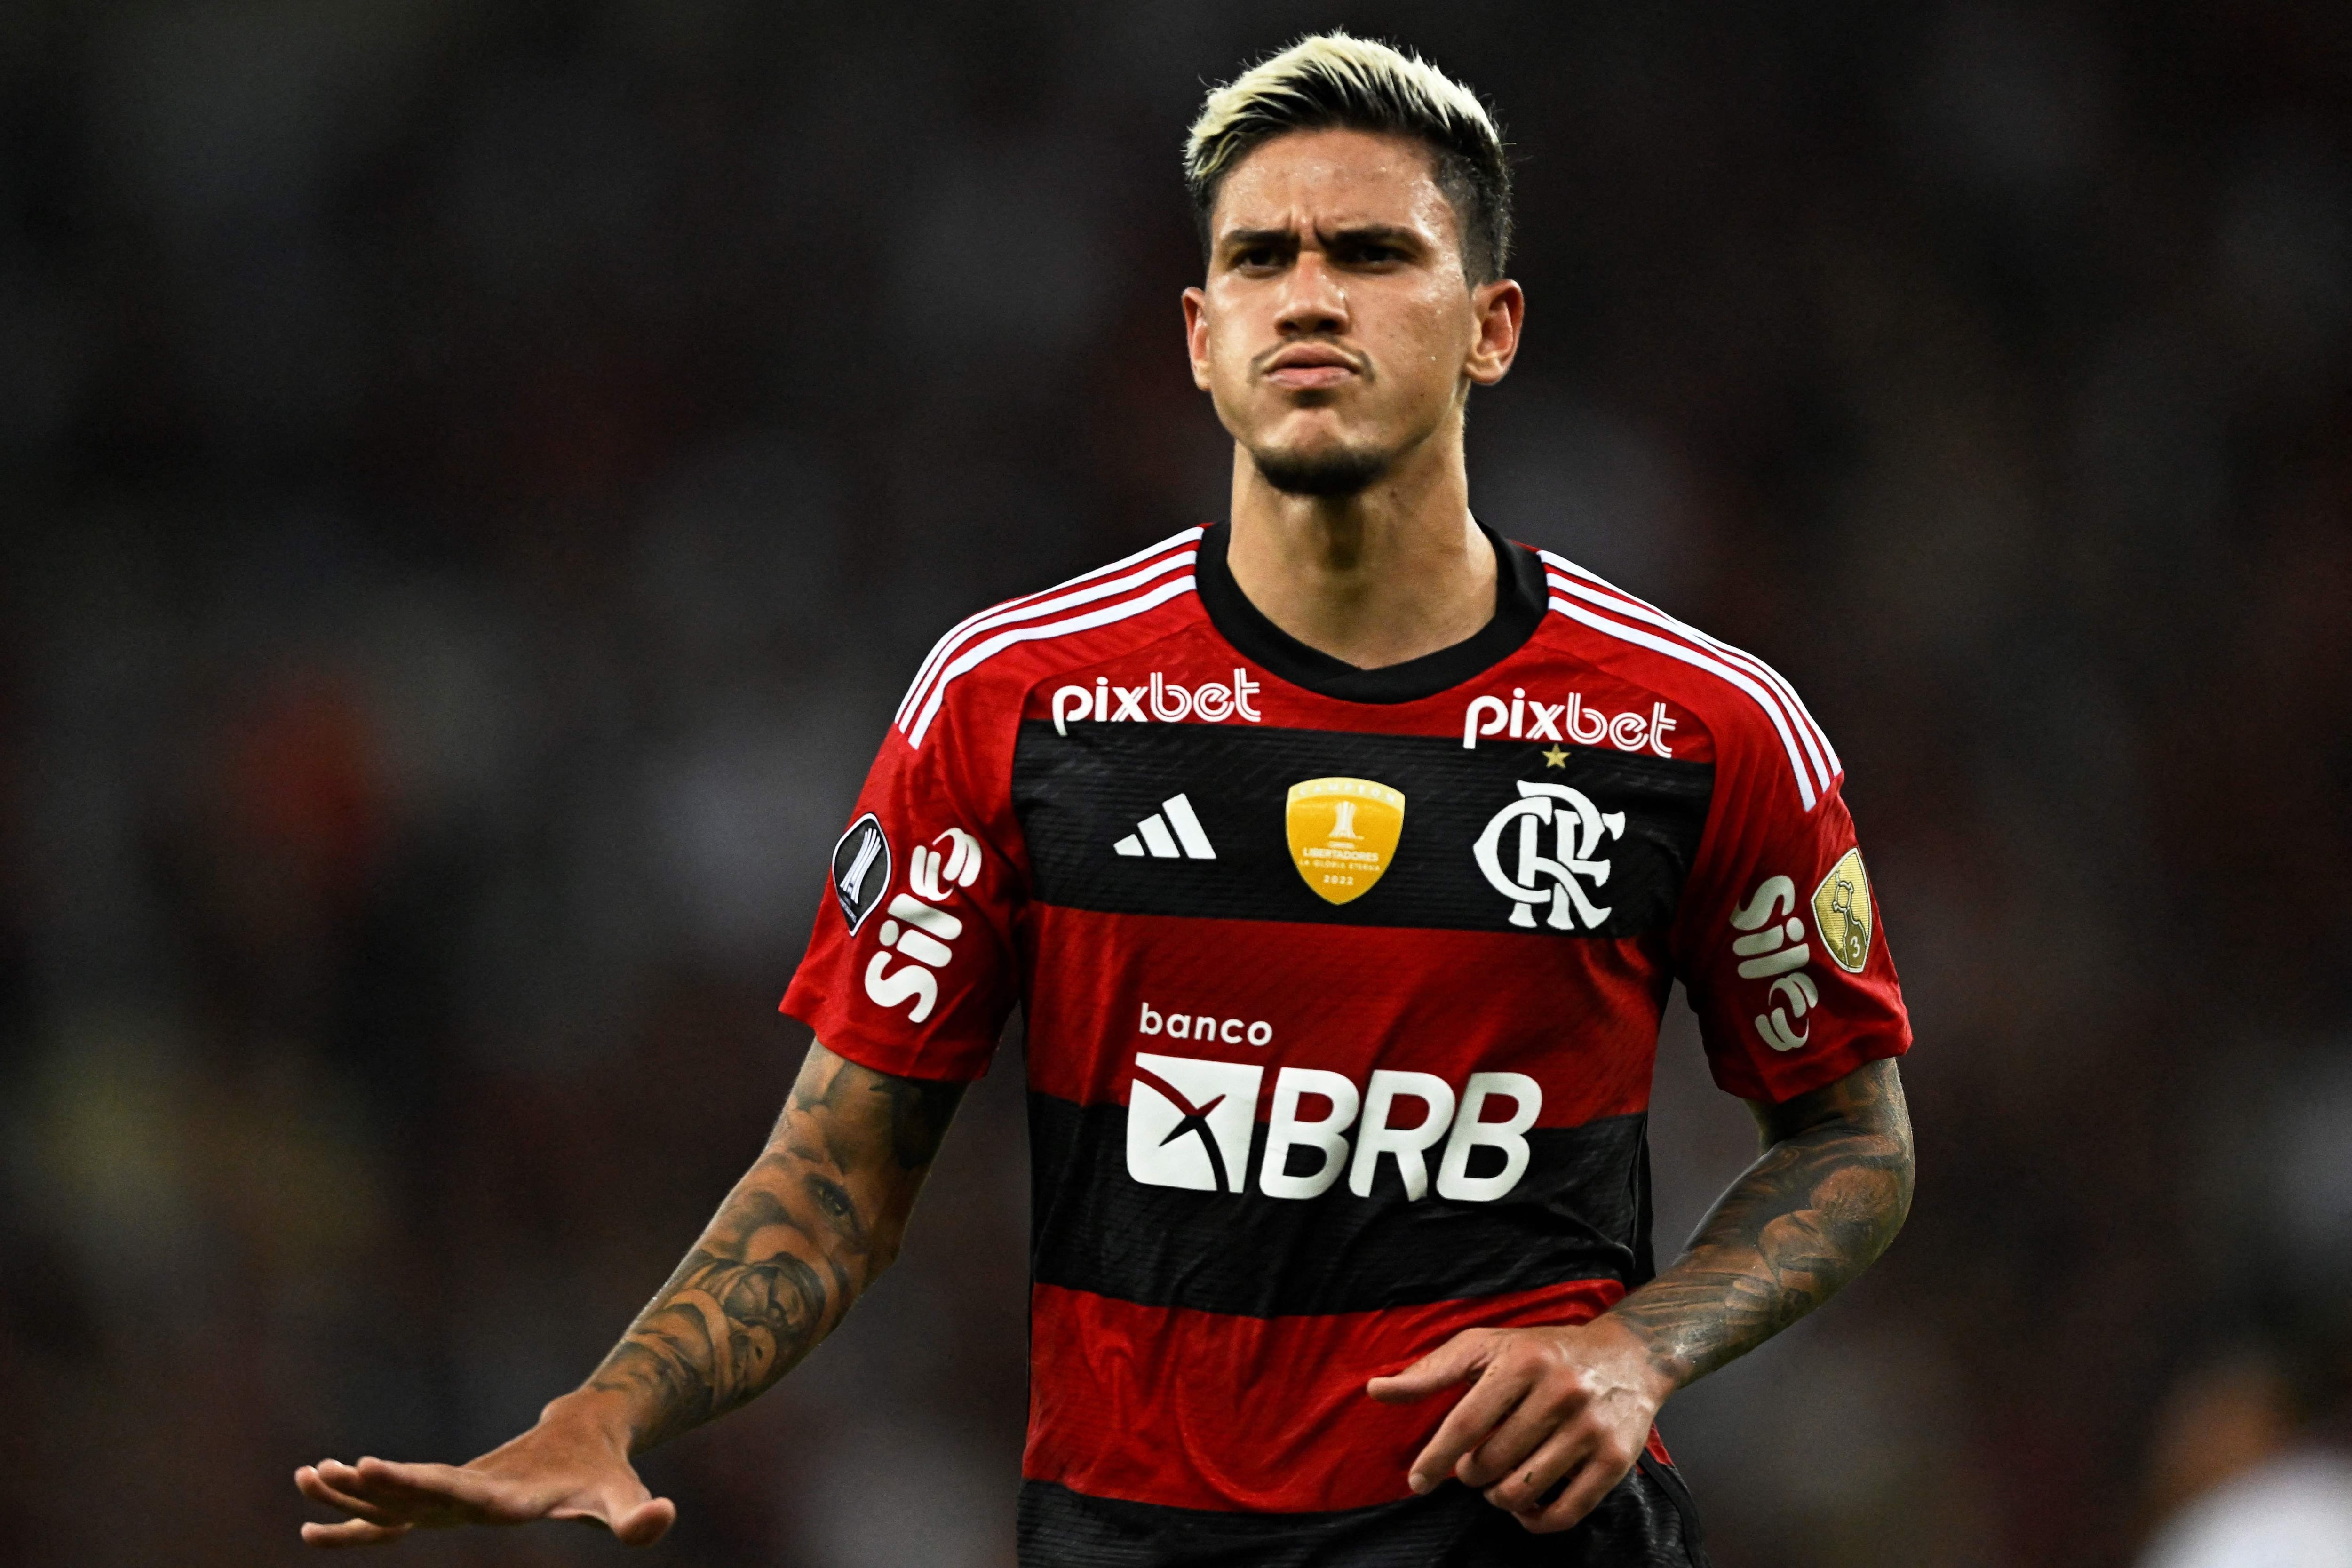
top-left (541, 1386), bottom-right (641, 1452)
top-left (1581, 1311), bottom-right (1680, 1407)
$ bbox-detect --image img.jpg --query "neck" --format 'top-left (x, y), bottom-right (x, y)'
top-left (1224, 428), bottom-right (1495, 670)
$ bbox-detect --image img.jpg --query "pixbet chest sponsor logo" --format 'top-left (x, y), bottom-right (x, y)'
top-left (1052, 668), bottom-right (1263, 735)
top-left (1462, 689), bottom-right (1677, 756)
top-left (1126, 1053), bottom-right (1542, 1205)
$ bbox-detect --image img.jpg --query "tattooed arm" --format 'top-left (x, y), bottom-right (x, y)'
top-left (294, 1042), bottom-right (964, 1549)
top-left (583, 1042), bottom-right (964, 1447)
top-left (1606, 1057), bottom-right (1914, 1383)
top-left (1369, 1057), bottom-right (1914, 1535)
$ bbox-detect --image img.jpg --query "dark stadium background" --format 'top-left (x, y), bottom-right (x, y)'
top-left (2, 3), bottom-right (2349, 1564)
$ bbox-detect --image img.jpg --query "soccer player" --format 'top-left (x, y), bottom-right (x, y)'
top-left (296, 32), bottom-right (1913, 1564)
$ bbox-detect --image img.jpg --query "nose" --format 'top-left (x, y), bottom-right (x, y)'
top-left (1273, 249), bottom-right (1349, 336)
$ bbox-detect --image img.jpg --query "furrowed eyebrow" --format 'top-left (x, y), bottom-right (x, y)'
top-left (1216, 224), bottom-right (1427, 256)
top-left (1323, 224), bottom-right (1422, 249)
top-left (1218, 227), bottom-right (1298, 254)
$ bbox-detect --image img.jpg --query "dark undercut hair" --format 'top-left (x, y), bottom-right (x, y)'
top-left (1184, 32), bottom-right (1513, 284)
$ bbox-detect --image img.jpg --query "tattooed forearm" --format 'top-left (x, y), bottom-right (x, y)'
top-left (1608, 1058), bottom-right (1913, 1389)
top-left (582, 1042), bottom-right (966, 1450)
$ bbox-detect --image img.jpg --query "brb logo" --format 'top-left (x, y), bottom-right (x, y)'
top-left (1126, 1054), bottom-right (1542, 1204)
top-left (1051, 669), bottom-right (1263, 735)
top-left (1474, 782), bottom-right (1626, 930)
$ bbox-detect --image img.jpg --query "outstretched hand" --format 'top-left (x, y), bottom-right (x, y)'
top-left (294, 1396), bottom-right (676, 1549)
top-left (1366, 1316), bottom-right (1669, 1535)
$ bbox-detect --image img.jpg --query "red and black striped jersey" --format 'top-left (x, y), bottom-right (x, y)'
top-left (782, 521), bottom-right (1910, 1566)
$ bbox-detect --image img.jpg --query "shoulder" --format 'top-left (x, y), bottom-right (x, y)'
top-left (891, 527), bottom-right (1207, 751)
top-left (1522, 546), bottom-right (1844, 813)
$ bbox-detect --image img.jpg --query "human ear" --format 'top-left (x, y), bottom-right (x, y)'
top-left (1463, 278), bottom-right (1523, 386)
top-left (1182, 286), bottom-right (1214, 392)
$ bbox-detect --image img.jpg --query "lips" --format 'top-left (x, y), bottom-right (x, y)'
top-left (1262, 345), bottom-right (1361, 390)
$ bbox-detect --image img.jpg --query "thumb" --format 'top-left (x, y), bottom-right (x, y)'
top-left (610, 1494), bottom-right (677, 1547)
top-left (548, 1472), bottom-right (676, 1545)
top-left (1366, 1330), bottom-right (1494, 1403)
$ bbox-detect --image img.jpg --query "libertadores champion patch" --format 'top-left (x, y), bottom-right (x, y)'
top-left (1812, 847), bottom-right (1873, 973)
top-left (1286, 777), bottom-right (1404, 905)
top-left (831, 812), bottom-right (894, 934)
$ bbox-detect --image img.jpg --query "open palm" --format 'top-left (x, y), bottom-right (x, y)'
top-left (294, 1413), bottom-right (676, 1549)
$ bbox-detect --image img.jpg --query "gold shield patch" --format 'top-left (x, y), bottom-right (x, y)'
top-left (1286, 777), bottom-right (1405, 905)
top-left (1811, 847), bottom-right (1874, 973)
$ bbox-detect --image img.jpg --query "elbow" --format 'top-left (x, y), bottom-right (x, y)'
top-left (861, 1221), bottom-right (913, 1282)
top-left (1874, 1120), bottom-right (1917, 1253)
top-left (1874, 1060), bottom-right (1917, 1239)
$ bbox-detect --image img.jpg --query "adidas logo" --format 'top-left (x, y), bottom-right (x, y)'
top-left (1113, 794), bottom-right (1216, 860)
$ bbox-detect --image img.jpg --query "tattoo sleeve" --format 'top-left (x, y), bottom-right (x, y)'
top-left (583, 1041), bottom-right (965, 1450)
top-left (1608, 1057), bottom-right (1914, 1389)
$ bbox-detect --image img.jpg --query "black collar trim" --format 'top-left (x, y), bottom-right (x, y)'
top-left (1193, 520), bottom-right (1549, 705)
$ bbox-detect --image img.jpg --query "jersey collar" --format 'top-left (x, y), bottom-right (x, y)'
top-left (1193, 519), bottom-right (1549, 705)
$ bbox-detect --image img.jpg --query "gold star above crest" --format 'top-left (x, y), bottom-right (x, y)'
top-left (1541, 746), bottom-right (1568, 767)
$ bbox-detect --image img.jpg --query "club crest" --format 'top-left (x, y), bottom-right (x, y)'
top-left (1285, 777), bottom-right (1405, 905)
top-left (830, 813), bottom-right (893, 934)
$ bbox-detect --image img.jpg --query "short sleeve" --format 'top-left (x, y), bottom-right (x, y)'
top-left (1674, 763), bottom-right (1911, 1104)
top-left (780, 722), bottom-right (1023, 1083)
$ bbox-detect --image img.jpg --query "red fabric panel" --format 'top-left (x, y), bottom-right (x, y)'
top-left (1022, 908), bottom-right (1670, 1127)
top-left (1025, 1278), bottom-right (1640, 1513)
top-left (1671, 777), bottom-right (1913, 1104)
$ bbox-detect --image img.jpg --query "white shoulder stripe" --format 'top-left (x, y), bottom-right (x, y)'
top-left (1551, 568), bottom-right (1841, 784)
top-left (895, 546), bottom-right (1196, 730)
top-left (1547, 569), bottom-right (1836, 793)
top-left (1545, 594), bottom-right (1821, 811)
top-left (1539, 552), bottom-right (1839, 787)
top-left (1542, 552), bottom-right (1840, 780)
top-left (904, 574), bottom-right (1199, 748)
top-left (894, 527), bottom-right (1204, 730)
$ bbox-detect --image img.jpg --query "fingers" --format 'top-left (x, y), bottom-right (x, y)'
top-left (1493, 1431), bottom-right (1639, 1534)
top-left (347, 1457), bottom-right (480, 1501)
top-left (1399, 1345), bottom-right (1538, 1496)
top-left (295, 1466), bottom-right (403, 1527)
top-left (297, 1422), bottom-right (666, 1545)
top-left (296, 1455), bottom-right (528, 1533)
top-left (301, 1517), bottom-right (414, 1549)
top-left (1455, 1376), bottom-right (1579, 1489)
top-left (349, 1457), bottom-right (528, 1523)
top-left (1365, 1329), bottom-right (1494, 1404)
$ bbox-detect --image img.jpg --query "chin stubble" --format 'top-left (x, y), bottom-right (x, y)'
top-left (1250, 443), bottom-right (1391, 498)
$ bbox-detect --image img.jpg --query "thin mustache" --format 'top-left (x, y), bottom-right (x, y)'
top-left (1253, 340), bottom-right (1367, 375)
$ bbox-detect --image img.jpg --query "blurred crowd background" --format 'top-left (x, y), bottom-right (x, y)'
top-left (2, 2), bottom-right (2349, 1564)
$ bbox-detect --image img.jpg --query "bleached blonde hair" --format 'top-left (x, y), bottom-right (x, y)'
top-left (1184, 32), bottom-right (1511, 280)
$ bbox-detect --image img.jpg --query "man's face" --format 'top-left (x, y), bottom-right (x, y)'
top-left (1184, 127), bottom-right (1520, 497)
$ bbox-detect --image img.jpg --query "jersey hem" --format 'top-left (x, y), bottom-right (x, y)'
top-left (1709, 1024), bottom-right (1909, 1104)
top-left (776, 995), bottom-right (999, 1084)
